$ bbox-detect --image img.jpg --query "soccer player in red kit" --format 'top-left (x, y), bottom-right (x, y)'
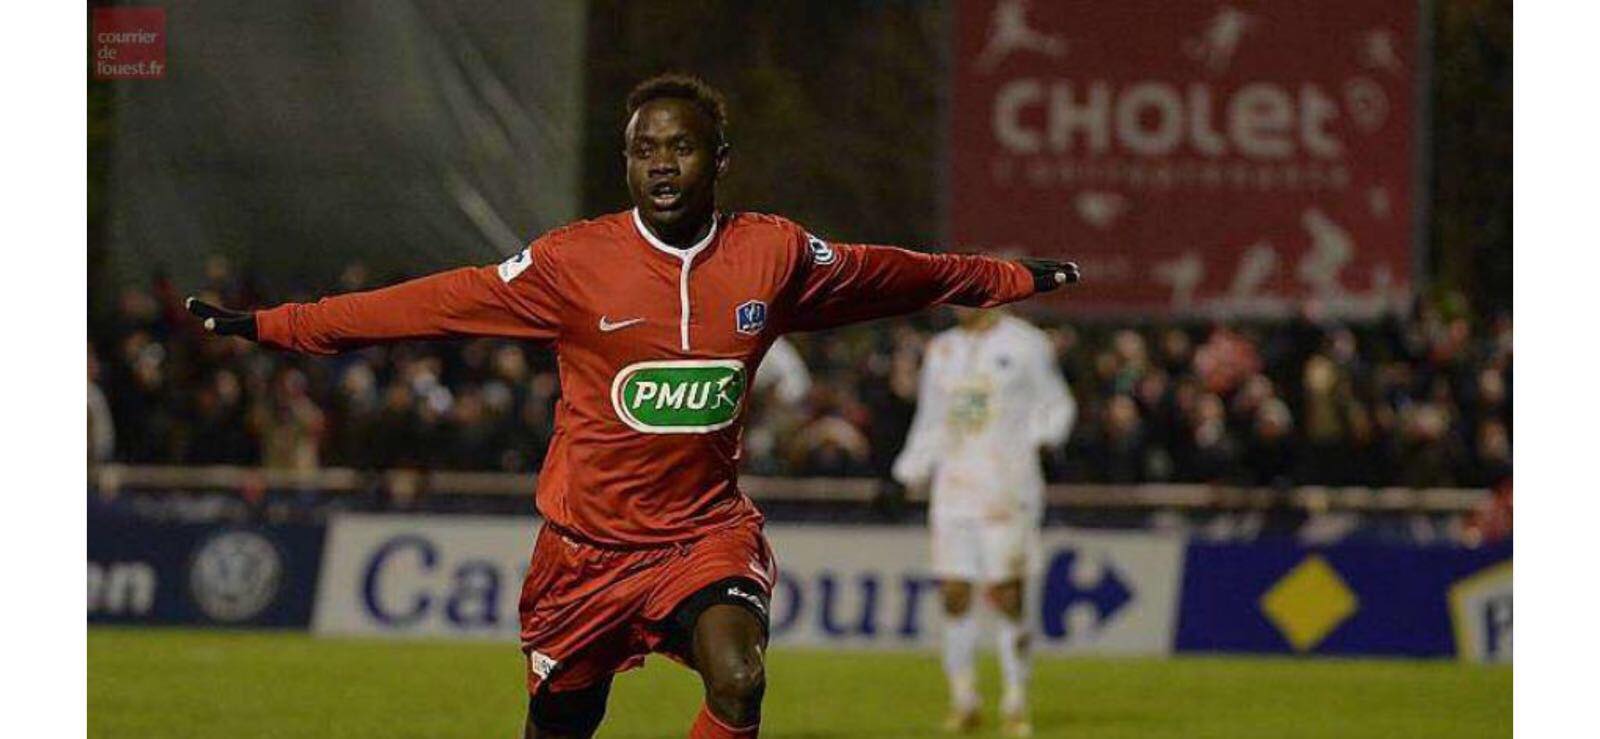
top-left (187, 74), bottom-right (1078, 738)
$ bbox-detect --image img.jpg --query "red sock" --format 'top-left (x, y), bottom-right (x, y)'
top-left (689, 703), bottom-right (759, 738)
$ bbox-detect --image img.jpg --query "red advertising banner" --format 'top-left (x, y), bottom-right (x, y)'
top-left (950, 1), bottom-right (1419, 316)
top-left (92, 8), bottom-right (167, 80)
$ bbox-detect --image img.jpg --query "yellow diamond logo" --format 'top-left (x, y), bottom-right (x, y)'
top-left (1259, 555), bottom-right (1359, 652)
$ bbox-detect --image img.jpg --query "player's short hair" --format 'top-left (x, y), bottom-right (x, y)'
top-left (626, 73), bottom-right (728, 149)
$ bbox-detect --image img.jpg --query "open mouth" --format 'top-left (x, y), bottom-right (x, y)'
top-left (649, 182), bottom-right (683, 210)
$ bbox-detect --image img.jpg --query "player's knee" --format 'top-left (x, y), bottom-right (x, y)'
top-left (987, 582), bottom-right (1023, 618)
top-left (704, 649), bottom-right (766, 714)
top-left (526, 680), bottom-right (610, 739)
top-left (710, 652), bottom-right (766, 701)
top-left (941, 581), bottom-right (974, 615)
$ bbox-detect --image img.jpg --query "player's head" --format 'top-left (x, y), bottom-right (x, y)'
top-left (624, 73), bottom-right (730, 242)
top-left (954, 306), bottom-right (1004, 330)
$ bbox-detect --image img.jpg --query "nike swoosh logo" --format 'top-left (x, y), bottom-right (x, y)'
top-left (598, 316), bottom-right (645, 332)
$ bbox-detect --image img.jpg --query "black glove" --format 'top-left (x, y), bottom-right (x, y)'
top-left (1018, 258), bottom-right (1081, 293)
top-left (185, 297), bottom-right (258, 341)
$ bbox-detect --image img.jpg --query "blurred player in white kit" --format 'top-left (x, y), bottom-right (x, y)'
top-left (892, 308), bottom-right (1075, 736)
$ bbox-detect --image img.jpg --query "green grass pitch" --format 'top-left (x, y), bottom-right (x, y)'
top-left (88, 627), bottom-right (1509, 738)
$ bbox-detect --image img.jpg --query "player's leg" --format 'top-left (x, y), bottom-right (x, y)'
top-left (980, 522), bottom-right (1037, 737)
top-left (524, 677), bottom-right (613, 739)
top-left (688, 601), bottom-right (768, 737)
top-left (940, 578), bottom-right (982, 730)
top-left (643, 524), bottom-right (776, 739)
top-left (517, 527), bottom-right (662, 739)
top-left (935, 519), bottom-right (982, 731)
top-left (986, 579), bottom-right (1031, 734)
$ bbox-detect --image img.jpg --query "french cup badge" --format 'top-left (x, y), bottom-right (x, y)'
top-left (735, 300), bottom-right (767, 335)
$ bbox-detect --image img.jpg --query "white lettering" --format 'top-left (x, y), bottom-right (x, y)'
top-left (658, 383), bottom-right (686, 410)
top-left (1187, 84), bottom-right (1228, 156)
top-left (685, 383), bottom-right (711, 410)
top-left (97, 31), bottom-right (159, 44)
top-left (1048, 82), bottom-right (1111, 154)
top-left (1229, 83), bottom-right (1293, 159)
top-left (1116, 82), bottom-right (1184, 156)
top-left (87, 561), bottom-right (157, 615)
top-left (991, 78), bottom-right (1346, 161)
top-left (1300, 84), bottom-right (1343, 158)
top-left (995, 80), bottom-right (1044, 153)
top-left (631, 382), bottom-right (658, 409)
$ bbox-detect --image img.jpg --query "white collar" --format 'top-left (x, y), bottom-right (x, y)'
top-left (632, 208), bottom-right (718, 261)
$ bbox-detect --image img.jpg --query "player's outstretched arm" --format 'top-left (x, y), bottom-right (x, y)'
top-left (187, 251), bottom-right (564, 355)
top-left (782, 232), bottom-right (1080, 333)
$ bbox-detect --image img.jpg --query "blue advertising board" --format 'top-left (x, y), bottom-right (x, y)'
top-left (88, 514), bottom-right (326, 628)
top-left (1174, 540), bottom-right (1512, 658)
top-left (88, 511), bottom-right (1511, 661)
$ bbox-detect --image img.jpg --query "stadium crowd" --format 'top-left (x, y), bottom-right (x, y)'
top-left (90, 261), bottom-right (1512, 490)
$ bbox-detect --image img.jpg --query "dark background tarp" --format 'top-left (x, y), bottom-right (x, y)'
top-left (99, 0), bottom-right (584, 295)
top-left (581, 1), bottom-right (949, 250)
top-left (90, 0), bottom-right (1507, 319)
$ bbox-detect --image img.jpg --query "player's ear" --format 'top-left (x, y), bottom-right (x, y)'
top-left (715, 142), bottom-right (731, 179)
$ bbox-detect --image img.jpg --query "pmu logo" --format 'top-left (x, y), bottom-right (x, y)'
top-left (610, 359), bottom-right (747, 434)
top-left (1039, 549), bottom-right (1132, 640)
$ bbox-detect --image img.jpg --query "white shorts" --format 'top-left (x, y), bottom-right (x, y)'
top-left (930, 518), bottom-right (1039, 584)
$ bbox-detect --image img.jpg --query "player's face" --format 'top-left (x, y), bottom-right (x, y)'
top-left (624, 99), bottom-right (727, 242)
top-left (955, 306), bottom-right (1001, 330)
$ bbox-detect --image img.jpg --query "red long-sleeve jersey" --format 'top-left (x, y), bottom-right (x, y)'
top-left (257, 210), bottom-right (1035, 545)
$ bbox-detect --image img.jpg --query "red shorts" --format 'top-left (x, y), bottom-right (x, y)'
top-left (518, 517), bottom-right (776, 694)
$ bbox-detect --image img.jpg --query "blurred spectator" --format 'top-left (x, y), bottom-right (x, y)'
top-left (1193, 324), bottom-right (1262, 396)
top-left (252, 368), bottom-right (325, 471)
top-left (1470, 420), bottom-right (1512, 488)
top-left (1158, 328), bottom-right (1193, 375)
top-left (90, 266), bottom-right (1513, 491)
top-left (187, 369), bottom-right (254, 464)
top-left (793, 415), bottom-right (872, 477)
top-left (1298, 354), bottom-right (1369, 484)
top-left (88, 344), bottom-right (115, 464)
top-left (745, 338), bottom-right (816, 476)
top-left (1097, 395), bottom-right (1148, 483)
top-left (1187, 394), bottom-right (1240, 482)
top-left (1244, 398), bottom-right (1295, 487)
top-left (1395, 402), bottom-right (1467, 488)
top-left (1463, 478), bottom-right (1513, 546)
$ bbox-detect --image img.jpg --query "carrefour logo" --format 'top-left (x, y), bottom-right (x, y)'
top-left (610, 359), bottom-right (747, 433)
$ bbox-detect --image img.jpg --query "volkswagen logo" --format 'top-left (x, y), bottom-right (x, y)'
top-left (188, 530), bottom-right (283, 623)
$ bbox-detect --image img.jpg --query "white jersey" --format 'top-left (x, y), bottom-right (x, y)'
top-left (892, 314), bottom-right (1075, 524)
